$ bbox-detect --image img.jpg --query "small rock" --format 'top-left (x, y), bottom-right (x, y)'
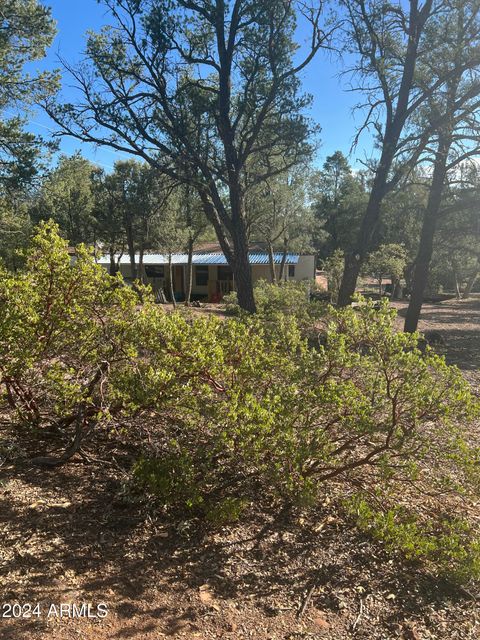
top-left (199, 584), bottom-right (214, 605)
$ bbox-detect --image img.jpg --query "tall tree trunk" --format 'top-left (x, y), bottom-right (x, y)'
top-left (337, 2), bottom-right (432, 306)
top-left (231, 229), bottom-right (255, 312)
top-left (267, 241), bottom-right (277, 284)
top-left (185, 237), bottom-right (194, 306)
top-left (125, 216), bottom-right (137, 281)
top-left (229, 186), bottom-right (256, 313)
top-left (338, 252), bottom-right (361, 305)
top-left (197, 187), bottom-right (255, 312)
top-left (138, 247), bottom-right (145, 284)
top-left (404, 135), bottom-right (450, 333)
top-left (109, 247), bottom-right (117, 276)
top-left (454, 269), bottom-right (461, 300)
top-left (168, 253), bottom-right (176, 309)
top-left (124, 215), bottom-right (144, 301)
top-left (278, 237), bottom-right (288, 281)
top-left (337, 158), bottom-right (394, 306)
top-left (115, 248), bottom-right (124, 275)
top-left (403, 261), bottom-right (415, 298)
top-left (391, 276), bottom-right (401, 300)
top-left (462, 262), bottom-right (479, 298)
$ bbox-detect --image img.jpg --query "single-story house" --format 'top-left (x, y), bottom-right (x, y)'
top-left (97, 249), bottom-right (316, 302)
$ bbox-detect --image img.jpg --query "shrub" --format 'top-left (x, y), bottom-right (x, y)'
top-left (127, 298), bottom-right (479, 580)
top-left (0, 221), bottom-right (145, 464)
top-left (224, 278), bottom-right (324, 328)
top-left (2, 227), bottom-right (479, 583)
top-left (132, 453), bottom-right (203, 510)
top-left (347, 496), bottom-right (480, 584)
top-left (205, 497), bottom-right (248, 526)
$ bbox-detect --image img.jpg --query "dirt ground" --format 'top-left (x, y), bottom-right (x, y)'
top-left (1, 297), bottom-right (479, 640)
top-left (392, 296), bottom-right (480, 374)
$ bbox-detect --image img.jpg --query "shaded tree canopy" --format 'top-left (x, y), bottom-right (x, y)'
top-left (312, 151), bottom-right (367, 258)
top-left (364, 242), bottom-right (408, 288)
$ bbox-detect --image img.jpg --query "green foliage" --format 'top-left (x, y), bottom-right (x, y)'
top-left (2, 227), bottom-right (479, 583)
top-left (205, 497), bottom-right (248, 526)
top-left (0, 220), bottom-right (143, 427)
top-left (0, 0), bottom-right (57, 191)
top-left (133, 454), bottom-right (247, 524)
top-left (132, 454), bottom-right (203, 510)
top-left (248, 168), bottom-right (314, 257)
top-left (364, 243), bottom-right (408, 288)
top-left (0, 0), bottom-right (56, 267)
top-left (31, 153), bottom-right (97, 245)
top-left (224, 279), bottom-right (323, 328)
top-left (323, 249), bottom-right (344, 302)
top-left (92, 159), bottom-right (191, 288)
top-left (312, 151), bottom-right (367, 258)
top-left (348, 496), bottom-right (480, 584)
top-left (0, 196), bottom-right (32, 270)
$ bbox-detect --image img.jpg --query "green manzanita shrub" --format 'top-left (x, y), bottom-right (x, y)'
top-left (0, 220), bottom-right (146, 463)
top-left (224, 278), bottom-right (324, 328)
top-left (126, 300), bottom-right (480, 580)
top-left (346, 496), bottom-right (480, 584)
top-left (1, 224), bottom-right (479, 582)
top-left (132, 453), bottom-right (204, 509)
top-left (204, 497), bottom-right (249, 526)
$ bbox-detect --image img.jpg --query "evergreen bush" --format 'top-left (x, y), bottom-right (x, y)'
top-left (1, 225), bottom-right (479, 581)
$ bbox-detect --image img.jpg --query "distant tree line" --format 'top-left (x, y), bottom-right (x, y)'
top-left (1, 0), bottom-right (480, 329)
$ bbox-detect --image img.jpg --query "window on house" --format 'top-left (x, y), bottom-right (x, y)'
top-left (288, 265), bottom-right (295, 278)
top-left (195, 265), bottom-right (209, 286)
top-left (145, 265), bottom-right (165, 278)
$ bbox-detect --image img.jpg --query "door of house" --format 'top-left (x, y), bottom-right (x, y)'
top-left (174, 265), bottom-right (184, 297)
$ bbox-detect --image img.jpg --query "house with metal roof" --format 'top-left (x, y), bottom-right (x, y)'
top-left (98, 248), bottom-right (316, 302)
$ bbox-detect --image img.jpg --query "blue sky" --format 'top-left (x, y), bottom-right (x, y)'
top-left (25, 0), bottom-right (373, 172)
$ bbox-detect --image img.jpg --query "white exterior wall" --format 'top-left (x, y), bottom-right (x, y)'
top-left (251, 264), bottom-right (273, 283)
top-left (251, 257), bottom-right (315, 284)
top-left (294, 255), bottom-right (316, 280)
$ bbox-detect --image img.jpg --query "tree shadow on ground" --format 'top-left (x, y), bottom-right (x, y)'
top-left (394, 297), bottom-right (480, 370)
top-left (1, 457), bottom-right (477, 640)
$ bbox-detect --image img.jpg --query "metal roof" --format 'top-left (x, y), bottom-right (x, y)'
top-left (97, 252), bottom-right (300, 266)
